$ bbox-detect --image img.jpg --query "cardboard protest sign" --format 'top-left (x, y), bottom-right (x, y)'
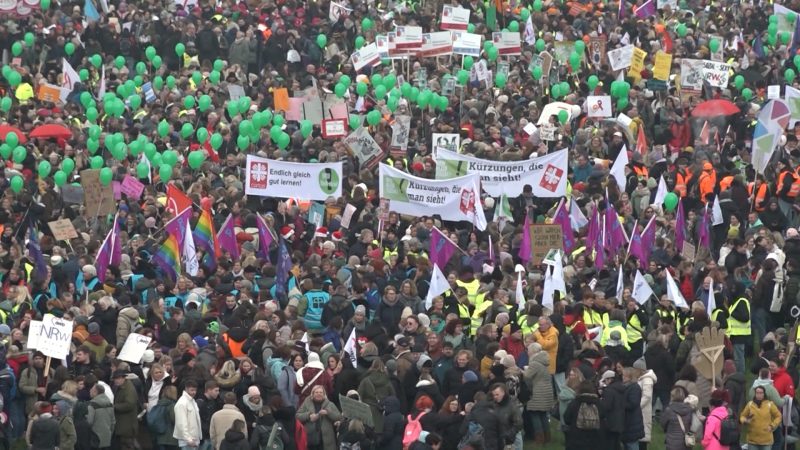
top-left (48, 219), bottom-right (79, 241)
top-left (680, 59), bottom-right (731, 90)
top-left (432, 133), bottom-right (460, 152)
top-left (245, 156), bottom-right (343, 201)
top-left (395, 26), bottom-right (423, 51)
top-left (344, 127), bottom-right (385, 169)
top-left (80, 169), bottom-right (115, 216)
top-left (628, 47), bottom-right (647, 81)
top-left (118, 333), bottom-right (153, 363)
top-left (531, 224), bottom-right (563, 264)
top-left (307, 203), bottom-right (326, 227)
top-left (589, 36), bottom-right (607, 67)
top-left (339, 395), bottom-right (374, 427)
top-left (27, 314), bottom-right (73, 359)
top-left (60, 185), bottom-right (84, 204)
top-left (328, 1), bottom-right (351, 21)
top-left (37, 83), bottom-right (65, 103)
top-left (441, 5), bottom-right (470, 30)
top-left (228, 84), bottom-right (245, 101)
top-left (341, 204), bottom-right (358, 229)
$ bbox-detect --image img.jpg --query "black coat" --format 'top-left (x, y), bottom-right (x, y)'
top-left (435, 412), bottom-right (464, 450)
top-left (644, 342), bottom-right (675, 392)
top-left (620, 382), bottom-right (645, 442)
top-left (30, 415), bottom-right (60, 450)
top-left (562, 393), bottom-right (604, 450)
top-left (219, 430), bottom-right (250, 450)
top-left (378, 397), bottom-right (405, 450)
top-left (599, 380), bottom-right (626, 434)
top-left (460, 401), bottom-right (503, 450)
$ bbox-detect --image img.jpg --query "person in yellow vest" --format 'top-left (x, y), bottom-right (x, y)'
top-left (625, 300), bottom-right (648, 363)
top-left (727, 293), bottom-right (751, 374)
top-left (600, 309), bottom-right (630, 351)
top-left (580, 294), bottom-right (608, 329)
top-left (516, 302), bottom-right (541, 337)
top-left (455, 267), bottom-right (480, 305)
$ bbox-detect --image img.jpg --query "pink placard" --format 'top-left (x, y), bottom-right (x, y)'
top-left (112, 181), bottom-right (122, 200)
top-left (120, 175), bottom-right (145, 199)
top-left (286, 98), bottom-right (305, 121)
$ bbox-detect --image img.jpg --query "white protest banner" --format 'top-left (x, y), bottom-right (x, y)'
top-left (351, 43), bottom-right (380, 71)
top-left (329, 1), bottom-right (351, 21)
top-left (441, 5), bottom-right (470, 30)
top-left (587, 95), bottom-right (613, 118)
top-left (491, 31), bottom-right (522, 55)
top-left (418, 32), bottom-right (453, 57)
top-left (774, 4), bottom-right (798, 33)
top-left (434, 148), bottom-right (568, 197)
top-left (769, 85), bottom-right (781, 100)
top-left (452, 32), bottom-right (482, 56)
top-left (786, 86), bottom-right (800, 127)
top-left (245, 155), bottom-right (343, 201)
top-left (380, 164), bottom-right (487, 230)
top-left (680, 59), bottom-right (731, 89)
top-left (118, 332), bottom-right (153, 363)
top-left (27, 314), bottom-right (73, 359)
top-left (395, 26), bottom-right (423, 50)
top-left (343, 127), bottom-right (385, 169)
top-left (607, 44), bottom-right (634, 71)
top-left (432, 133), bottom-right (460, 152)
top-left (322, 119), bottom-right (347, 138)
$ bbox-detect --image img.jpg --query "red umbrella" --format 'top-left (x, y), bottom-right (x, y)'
top-left (0, 124), bottom-right (27, 144)
top-left (691, 99), bottom-right (740, 118)
top-left (29, 124), bottom-right (73, 139)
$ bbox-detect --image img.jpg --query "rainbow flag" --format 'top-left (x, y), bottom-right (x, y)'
top-left (193, 208), bottom-right (218, 270)
top-left (152, 213), bottom-right (185, 280)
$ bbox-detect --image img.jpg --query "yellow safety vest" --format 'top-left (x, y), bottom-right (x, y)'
top-left (583, 308), bottom-right (608, 328)
top-left (728, 297), bottom-right (751, 337)
top-left (627, 313), bottom-right (644, 344)
top-left (600, 324), bottom-right (631, 350)
top-left (382, 247), bottom-right (399, 263)
top-left (517, 315), bottom-right (539, 336)
top-left (471, 300), bottom-right (493, 335)
top-left (457, 303), bottom-right (472, 334)
top-left (456, 279), bottom-right (480, 305)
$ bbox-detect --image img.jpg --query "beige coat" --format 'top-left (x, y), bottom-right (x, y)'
top-left (209, 404), bottom-right (247, 450)
top-left (638, 369), bottom-right (657, 443)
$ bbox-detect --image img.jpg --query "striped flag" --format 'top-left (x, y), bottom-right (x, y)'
top-left (634, 0), bottom-right (655, 18)
top-left (193, 207), bottom-right (218, 270)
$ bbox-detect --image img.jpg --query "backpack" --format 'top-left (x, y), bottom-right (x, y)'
top-left (457, 421), bottom-right (485, 450)
top-left (340, 442), bottom-right (361, 450)
top-left (575, 402), bottom-right (601, 430)
top-left (714, 410), bottom-right (741, 446)
top-left (258, 423), bottom-right (284, 450)
top-left (402, 412), bottom-right (427, 449)
top-left (147, 402), bottom-right (170, 434)
top-left (295, 419), bottom-right (308, 450)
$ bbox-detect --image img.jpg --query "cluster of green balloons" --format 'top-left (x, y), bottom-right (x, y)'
top-left (610, 80), bottom-right (631, 109)
top-left (551, 81), bottom-right (571, 99)
top-left (2, 66), bottom-right (22, 88)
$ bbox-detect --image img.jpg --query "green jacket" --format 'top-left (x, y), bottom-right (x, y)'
top-left (113, 379), bottom-right (140, 438)
top-left (88, 393), bottom-right (116, 447)
top-left (155, 398), bottom-right (179, 446)
top-left (58, 415), bottom-right (76, 450)
top-left (18, 367), bottom-right (53, 416)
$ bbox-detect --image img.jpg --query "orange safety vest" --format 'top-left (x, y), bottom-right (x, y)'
top-left (790, 168), bottom-right (800, 198)
top-left (719, 175), bottom-right (734, 192)
top-left (675, 169), bottom-right (692, 197)
top-left (221, 332), bottom-right (246, 358)
top-left (749, 182), bottom-right (768, 212)
top-left (779, 170), bottom-right (799, 198)
top-left (633, 165), bottom-right (649, 180)
top-left (698, 170), bottom-right (716, 203)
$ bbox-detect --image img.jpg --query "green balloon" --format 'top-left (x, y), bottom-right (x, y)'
top-left (175, 43), bottom-right (186, 56)
top-left (508, 20), bottom-right (519, 32)
top-left (40, 0), bottom-right (50, 9)
top-left (87, 138), bottom-right (99, 154)
top-left (89, 125), bottom-right (101, 140)
top-left (532, 66), bottom-right (543, 80)
top-left (145, 46), bottom-right (157, 61)
top-left (733, 74), bottom-right (744, 90)
top-left (159, 164), bottom-right (172, 181)
top-left (8, 71), bottom-right (20, 87)
top-left (192, 71), bottom-right (202, 85)
top-left (383, 74), bottom-right (397, 90)
top-left (213, 59), bottom-right (224, 72)
top-left (209, 71), bottom-right (221, 84)
top-left (37, 161), bottom-right (51, 178)
top-left (11, 42), bottom-right (22, 57)
top-left (742, 87), bottom-right (754, 100)
top-left (575, 40), bottom-right (586, 53)
top-left (184, 95), bottom-right (196, 109)
top-left (362, 18), bottom-right (374, 31)
top-left (709, 38), bottom-right (720, 53)
top-left (64, 43), bottom-right (75, 56)
top-left (663, 192), bottom-right (679, 211)
top-left (356, 82), bottom-right (368, 96)
top-left (535, 38), bottom-right (546, 52)
top-left (520, 8), bottom-right (530, 20)
top-left (135, 61), bottom-right (146, 75)
top-left (463, 56), bottom-right (474, 70)
top-left (495, 72), bottom-right (507, 88)
top-left (355, 36), bottom-right (366, 49)
top-left (533, 0), bottom-right (542, 10)
top-left (457, 69), bottom-right (469, 85)
top-left (90, 54), bottom-right (102, 68)
top-left (300, 120), bottom-right (313, 138)
top-left (128, 95), bottom-right (141, 110)
top-left (374, 85), bottom-right (387, 99)
top-left (270, 125), bottom-right (282, 142)
top-left (24, 33), bottom-right (34, 47)
top-left (5, 132), bottom-right (18, 149)
top-left (158, 120), bottom-right (170, 137)
top-left (587, 75), bottom-right (599, 90)
top-left (557, 110), bottom-right (569, 124)
top-left (136, 162), bottom-right (149, 179)
top-left (0, 97), bottom-right (11, 113)
top-left (196, 128), bottom-right (209, 143)
top-left (787, 68), bottom-right (797, 83)
top-left (676, 23), bottom-right (687, 38)
top-left (115, 56), bottom-right (125, 69)
top-left (335, 83), bottom-right (347, 98)
top-left (12, 146), bottom-right (25, 164)
top-left (467, 24), bottom-right (475, 33)
top-left (188, 151), bottom-right (206, 169)
top-left (152, 55), bottom-right (162, 69)
top-left (317, 34), bottom-right (327, 49)
top-left (237, 135), bottom-right (250, 150)
top-left (53, 171), bottom-right (66, 187)
top-left (617, 97), bottom-right (629, 110)
top-left (162, 150), bottom-right (178, 167)
top-left (371, 74), bottom-right (383, 87)
top-left (10, 175), bottom-right (22, 193)
top-left (367, 110), bottom-right (381, 126)
top-left (180, 123), bottom-right (194, 139)
top-left (349, 115), bottom-right (362, 130)
top-left (569, 52), bottom-right (581, 71)
top-left (487, 47), bottom-right (499, 62)
top-left (89, 156), bottom-right (103, 169)
top-left (198, 94), bottom-right (212, 112)
top-left (86, 107), bottom-right (98, 122)
top-left (273, 114), bottom-right (285, 127)
top-left (277, 132), bottom-right (290, 149)
top-left (167, 75), bottom-right (176, 88)
top-left (211, 133), bottom-right (223, 150)
top-left (782, 31), bottom-right (792, 45)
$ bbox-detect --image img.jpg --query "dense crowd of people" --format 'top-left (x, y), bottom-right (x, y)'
top-left (1, 0), bottom-right (800, 449)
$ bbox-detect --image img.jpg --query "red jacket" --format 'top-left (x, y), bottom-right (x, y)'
top-left (772, 367), bottom-right (795, 398)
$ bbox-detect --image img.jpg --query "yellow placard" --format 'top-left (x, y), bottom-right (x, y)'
top-left (628, 47), bottom-right (647, 82)
top-left (653, 51), bottom-right (673, 81)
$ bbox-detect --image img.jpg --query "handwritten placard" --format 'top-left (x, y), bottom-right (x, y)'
top-left (118, 332), bottom-right (153, 363)
top-left (530, 224), bottom-right (563, 264)
top-left (120, 175), bottom-right (145, 199)
top-left (48, 219), bottom-right (79, 241)
top-left (80, 169), bottom-right (115, 216)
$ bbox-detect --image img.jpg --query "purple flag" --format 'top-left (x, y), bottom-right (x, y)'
top-left (586, 205), bottom-right (600, 255)
top-left (553, 200), bottom-right (575, 253)
top-left (675, 198), bottom-right (686, 252)
top-left (275, 240), bottom-right (292, 300)
top-left (27, 225), bottom-right (47, 280)
top-left (110, 217), bottom-right (121, 266)
top-left (698, 205), bottom-right (711, 248)
top-left (618, 0), bottom-right (625, 20)
top-left (639, 217), bottom-right (657, 267)
top-left (634, 0), bottom-right (655, 18)
top-left (256, 214), bottom-right (273, 261)
top-left (430, 227), bottom-right (459, 268)
top-left (595, 213), bottom-right (606, 268)
top-left (519, 213), bottom-right (532, 264)
top-left (96, 217), bottom-right (122, 283)
top-left (605, 201), bottom-right (627, 256)
top-left (217, 213), bottom-right (240, 260)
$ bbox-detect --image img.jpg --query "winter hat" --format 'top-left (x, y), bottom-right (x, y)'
top-left (417, 314), bottom-right (431, 329)
top-left (417, 353), bottom-right (433, 371)
top-left (501, 355), bottom-right (516, 369)
top-left (315, 227), bottom-right (328, 239)
top-left (632, 358), bottom-right (647, 371)
top-left (280, 226), bottom-right (294, 239)
top-left (355, 305), bottom-right (366, 315)
top-left (462, 370), bottom-right (478, 383)
top-left (307, 352), bottom-right (324, 369)
top-left (141, 349), bottom-right (155, 364)
top-left (528, 343), bottom-right (542, 355)
top-left (601, 370), bottom-right (616, 382)
top-left (247, 385), bottom-right (261, 397)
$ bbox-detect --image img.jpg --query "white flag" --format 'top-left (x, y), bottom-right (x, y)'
top-left (711, 196), bottom-right (724, 225)
top-left (61, 58), bottom-right (81, 103)
top-left (524, 16), bottom-right (536, 45)
top-left (616, 267), bottom-right (624, 302)
top-left (632, 270), bottom-right (654, 305)
top-left (301, 331), bottom-right (311, 351)
top-left (551, 251), bottom-right (566, 294)
top-left (654, 175), bottom-right (668, 206)
top-left (707, 280), bottom-right (716, 316)
top-left (425, 264), bottom-right (450, 309)
top-left (569, 198), bottom-right (588, 229)
top-left (343, 328), bottom-right (357, 367)
top-left (183, 220), bottom-right (199, 276)
top-left (97, 65), bottom-right (106, 100)
top-left (516, 268), bottom-right (525, 310)
top-left (541, 265), bottom-right (555, 310)
top-left (665, 268), bottom-right (689, 308)
top-left (609, 144), bottom-right (629, 193)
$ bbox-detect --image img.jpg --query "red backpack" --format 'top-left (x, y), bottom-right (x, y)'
top-left (403, 412), bottom-right (427, 449)
top-left (295, 419), bottom-right (308, 450)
